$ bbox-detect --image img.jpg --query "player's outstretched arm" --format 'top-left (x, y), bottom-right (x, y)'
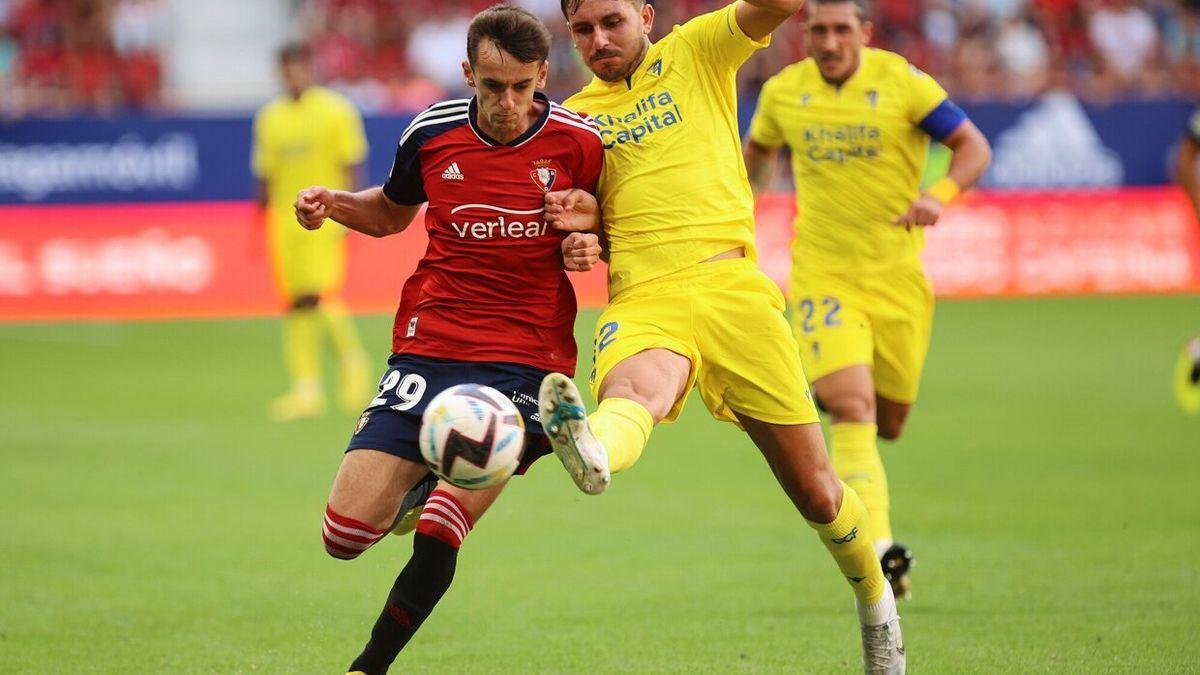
top-left (545, 189), bottom-right (602, 234)
top-left (294, 186), bottom-right (421, 238)
top-left (894, 120), bottom-right (992, 228)
top-left (735, 0), bottom-right (807, 41)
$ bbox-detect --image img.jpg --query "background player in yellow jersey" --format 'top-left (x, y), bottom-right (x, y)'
top-left (543, 1), bottom-right (905, 671)
top-left (252, 43), bottom-right (371, 421)
top-left (743, 0), bottom-right (992, 597)
top-left (1171, 111), bottom-right (1200, 414)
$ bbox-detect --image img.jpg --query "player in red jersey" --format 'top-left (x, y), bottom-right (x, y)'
top-left (292, 7), bottom-right (604, 673)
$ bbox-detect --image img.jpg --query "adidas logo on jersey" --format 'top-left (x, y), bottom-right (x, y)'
top-left (441, 162), bottom-right (464, 181)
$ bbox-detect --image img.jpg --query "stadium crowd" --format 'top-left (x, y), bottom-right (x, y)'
top-left (0, 0), bottom-right (168, 117)
top-left (3, 0), bottom-right (1200, 117)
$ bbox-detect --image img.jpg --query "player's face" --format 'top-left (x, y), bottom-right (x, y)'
top-left (463, 41), bottom-right (549, 141)
top-left (805, 3), bottom-right (872, 84)
top-left (566, 0), bottom-right (653, 82)
top-left (280, 57), bottom-right (314, 98)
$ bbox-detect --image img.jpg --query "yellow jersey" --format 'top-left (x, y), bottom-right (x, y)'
top-left (252, 86), bottom-right (368, 213)
top-left (749, 48), bottom-right (951, 275)
top-left (564, 3), bottom-right (768, 296)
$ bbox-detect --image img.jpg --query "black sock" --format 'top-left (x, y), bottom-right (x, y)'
top-left (348, 533), bottom-right (459, 674)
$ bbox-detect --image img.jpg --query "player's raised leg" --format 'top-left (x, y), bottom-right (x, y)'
top-left (736, 415), bottom-right (904, 675)
top-left (347, 481), bottom-right (506, 675)
top-left (540, 348), bottom-right (688, 494)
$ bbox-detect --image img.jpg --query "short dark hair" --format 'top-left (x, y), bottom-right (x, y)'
top-left (808, 0), bottom-right (870, 21)
top-left (467, 5), bottom-right (552, 64)
top-left (560, 0), bottom-right (647, 19)
top-left (277, 42), bottom-right (311, 65)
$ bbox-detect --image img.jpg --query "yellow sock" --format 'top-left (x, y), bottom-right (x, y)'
top-left (807, 483), bottom-right (887, 604)
top-left (589, 397), bottom-right (653, 473)
top-left (830, 422), bottom-right (892, 549)
top-left (283, 308), bottom-right (324, 387)
top-left (317, 297), bottom-right (367, 363)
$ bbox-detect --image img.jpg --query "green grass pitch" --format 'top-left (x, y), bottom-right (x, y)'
top-left (2, 296), bottom-right (1198, 673)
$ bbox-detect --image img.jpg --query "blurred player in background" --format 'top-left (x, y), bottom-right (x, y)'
top-left (542, 1), bottom-right (905, 671)
top-left (1171, 112), bottom-right (1200, 414)
top-left (293, 7), bottom-right (604, 673)
top-left (743, 0), bottom-right (991, 597)
top-left (253, 43), bottom-right (371, 421)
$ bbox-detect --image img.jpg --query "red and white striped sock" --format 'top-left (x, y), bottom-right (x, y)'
top-left (415, 490), bottom-right (474, 548)
top-left (323, 505), bottom-right (387, 560)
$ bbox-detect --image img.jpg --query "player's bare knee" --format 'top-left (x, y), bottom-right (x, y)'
top-left (321, 504), bottom-right (389, 560)
top-left (877, 418), bottom-right (905, 441)
top-left (290, 294), bottom-right (321, 311)
top-left (796, 483), bottom-right (842, 523)
top-left (824, 392), bottom-right (875, 425)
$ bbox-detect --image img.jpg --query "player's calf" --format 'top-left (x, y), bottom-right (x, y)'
top-left (348, 489), bottom-right (477, 674)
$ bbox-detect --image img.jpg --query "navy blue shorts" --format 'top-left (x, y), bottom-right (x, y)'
top-left (346, 354), bottom-right (554, 475)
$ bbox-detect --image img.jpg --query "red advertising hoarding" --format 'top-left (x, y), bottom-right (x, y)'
top-left (1, 188), bottom-right (1197, 322)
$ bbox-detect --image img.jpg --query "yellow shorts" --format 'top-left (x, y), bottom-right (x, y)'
top-left (590, 257), bottom-right (818, 426)
top-left (266, 209), bottom-right (348, 300)
top-left (789, 265), bottom-right (934, 404)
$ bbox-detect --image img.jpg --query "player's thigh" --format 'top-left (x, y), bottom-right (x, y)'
top-left (589, 289), bottom-right (699, 423)
top-left (693, 260), bottom-right (819, 425)
top-left (597, 348), bottom-right (691, 423)
top-left (869, 268), bottom-right (935, 405)
top-left (790, 272), bottom-right (875, 384)
top-left (328, 449), bottom-right (431, 529)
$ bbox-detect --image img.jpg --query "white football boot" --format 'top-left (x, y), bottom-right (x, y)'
top-left (859, 586), bottom-right (906, 675)
top-left (538, 372), bottom-right (610, 495)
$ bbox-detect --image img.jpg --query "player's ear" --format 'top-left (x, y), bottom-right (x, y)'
top-left (860, 20), bottom-right (873, 46)
top-left (641, 2), bottom-right (654, 34)
top-left (462, 60), bottom-right (475, 88)
top-left (536, 60), bottom-right (548, 89)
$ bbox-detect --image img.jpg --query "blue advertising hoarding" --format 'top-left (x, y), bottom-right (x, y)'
top-left (1, 94), bottom-right (1195, 204)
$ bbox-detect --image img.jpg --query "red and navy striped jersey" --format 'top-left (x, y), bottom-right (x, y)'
top-left (382, 92), bottom-right (604, 374)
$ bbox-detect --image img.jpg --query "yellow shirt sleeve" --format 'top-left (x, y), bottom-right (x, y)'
top-left (748, 75), bottom-right (785, 149)
top-left (903, 62), bottom-right (949, 124)
top-left (251, 107), bottom-right (274, 180)
top-left (675, 2), bottom-right (770, 72)
top-left (333, 98), bottom-right (369, 167)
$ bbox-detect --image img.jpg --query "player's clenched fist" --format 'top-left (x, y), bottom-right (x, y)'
top-left (892, 195), bottom-right (943, 230)
top-left (545, 188), bottom-right (601, 233)
top-left (561, 232), bottom-right (602, 272)
top-left (295, 186), bottom-right (335, 230)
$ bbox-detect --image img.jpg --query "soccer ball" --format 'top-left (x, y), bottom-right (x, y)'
top-left (420, 384), bottom-right (525, 489)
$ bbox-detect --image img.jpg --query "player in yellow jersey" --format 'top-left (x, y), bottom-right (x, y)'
top-left (743, 0), bottom-right (992, 598)
top-left (1171, 111), bottom-right (1200, 414)
top-left (252, 43), bottom-right (371, 421)
top-left (541, 1), bottom-right (905, 671)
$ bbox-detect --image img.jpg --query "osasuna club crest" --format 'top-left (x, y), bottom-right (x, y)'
top-left (530, 159), bottom-right (557, 192)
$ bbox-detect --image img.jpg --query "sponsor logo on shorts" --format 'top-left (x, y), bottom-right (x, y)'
top-left (354, 412), bottom-right (371, 434)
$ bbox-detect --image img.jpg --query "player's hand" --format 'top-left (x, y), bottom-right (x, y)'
top-left (295, 186), bottom-right (335, 230)
top-left (562, 232), bottom-right (602, 272)
top-left (893, 194), bottom-right (944, 230)
top-left (545, 189), bottom-right (601, 233)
